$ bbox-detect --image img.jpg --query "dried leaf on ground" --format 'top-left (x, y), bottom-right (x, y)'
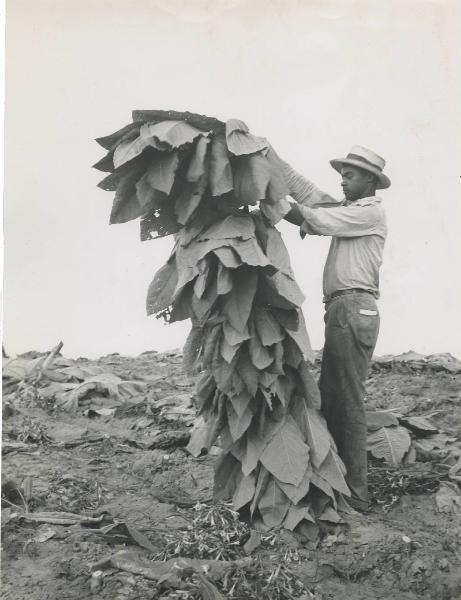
top-left (367, 425), bottom-right (412, 466)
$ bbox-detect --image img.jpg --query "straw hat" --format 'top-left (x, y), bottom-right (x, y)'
top-left (330, 145), bottom-right (391, 189)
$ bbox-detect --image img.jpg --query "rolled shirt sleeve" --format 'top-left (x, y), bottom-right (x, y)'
top-left (299, 203), bottom-right (383, 238)
top-left (282, 161), bottom-right (340, 208)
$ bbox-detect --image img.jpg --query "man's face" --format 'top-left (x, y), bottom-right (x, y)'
top-left (340, 165), bottom-right (374, 201)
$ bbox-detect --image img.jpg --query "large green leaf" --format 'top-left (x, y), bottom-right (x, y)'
top-left (253, 308), bottom-right (284, 346)
top-left (225, 119), bottom-right (269, 156)
top-left (232, 473), bottom-right (256, 510)
top-left (220, 335), bottom-right (242, 364)
top-left (290, 400), bottom-right (330, 468)
top-left (260, 420), bottom-right (310, 486)
top-left (182, 325), bottom-right (202, 374)
top-left (209, 134), bottom-right (233, 196)
top-left (213, 247), bottom-right (242, 269)
top-left (222, 321), bottom-right (250, 346)
top-left (227, 401), bottom-right (253, 442)
top-left (283, 501), bottom-right (315, 531)
top-left (187, 135), bottom-right (211, 182)
top-left (367, 425), bottom-right (412, 466)
top-left (248, 324), bottom-right (273, 369)
top-left (216, 263), bottom-right (233, 295)
top-left (113, 135), bottom-right (151, 169)
top-left (110, 169), bottom-right (145, 224)
top-left (222, 267), bottom-right (258, 332)
top-left (96, 122), bottom-right (141, 150)
top-left (214, 452), bottom-right (242, 501)
top-left (316, 449), bottom-right (349, 496)
top-left (241, 416), bottom-right (284, 476)
top-left (140, 120), bottom-right (207, 149)
top-left (231, 238), bottom-right (272, 269)
top-left (144, 153), bottom-right (179, 194)
top-left (258, 478), bottom-right (290, 528)
top-left (236, 349), bottom-right (259, 396)
top-left (286, 312), bottom-right (314, 363)
top-left (264, 228), bottom-right (293, 276)
top-left (233, 153), bottom-right (271, 205)
top-left (135, 175), bottom-right (167, 210)
top-left (197, 215), bottom-right (255, 242)
top-left (146, 260), bottom-right (178, 316)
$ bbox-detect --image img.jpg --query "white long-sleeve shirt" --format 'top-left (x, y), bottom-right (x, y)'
top-left (283, 162), bottom-right (387, 301)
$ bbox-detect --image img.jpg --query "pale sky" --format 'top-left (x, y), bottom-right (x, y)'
top-left (3, 0), bottom-right (461, 359)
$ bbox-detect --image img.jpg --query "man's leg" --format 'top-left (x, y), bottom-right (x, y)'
top-left (319, 295), bottom-right (380, 509)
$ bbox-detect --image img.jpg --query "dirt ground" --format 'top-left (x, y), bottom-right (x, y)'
top-left (2, 350), bottom-right (461, 600)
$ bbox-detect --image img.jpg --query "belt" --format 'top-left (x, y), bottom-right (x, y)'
top-left (324, 288), bottom-right (376, 303)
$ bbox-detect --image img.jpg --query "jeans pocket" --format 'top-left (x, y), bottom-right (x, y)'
top-left (354, 310), bottom-right (380, 349)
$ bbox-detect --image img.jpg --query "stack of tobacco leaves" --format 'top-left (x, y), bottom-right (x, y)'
top-left (94, 110), bottom-right (350, 532)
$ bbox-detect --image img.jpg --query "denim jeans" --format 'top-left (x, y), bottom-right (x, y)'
top-left (319, 293), bottom-right (380, 508)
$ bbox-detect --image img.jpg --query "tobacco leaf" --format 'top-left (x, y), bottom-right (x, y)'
top-left (96, 122), bottom-right (142, 151)
top-left (232, 473), bottom-right (256, 510)
top-left (213, 452), bottom-right (242, 501)
top-left (272, 308), bottom-right (299, 331)
top-left (269, 272), bottom-right (305, 307)
top-left (113, 135), bottom-right (151, 169)
top-left (201, 324), bottom-right (222, 370)
top-left (233, 153), bottom-right (271, 206)
top-left (213, 353), bottom-right (238, 394)
top-left (274, 376), bottom-right (295, 407)
top-left (209, 134), bottom-right (233, 196)
top-left (232, 238), bottom-right (272, 269)
top-left (136, 175), bottom-right (167, 210)
top-left (258, 478), bottom-right (290, 528)
top-left (197, 215), bottom-right (255, 242)
top-left (316, 450), bottom-right (349, 496)
top-left (220, 335), bottom-right (242, 364)
top-left (241, 416), bottom-right (284, 476)
top-left (253, 308), bottom-right (284, 346)
top-left (366, 410), bottom-right (400, 431)
top-left (227, 402), bottom-right (253, 442)
top-left (310, 472), bottom-right (335, 501)
top-left (213, 247), bottom-right (242, 269)
top-left (230, 390), bottom-right (252, 417)
top-left (263, 228), bottom-right (293, 276)
top-left (216, 262), bottom-right (233, 295)
top-left (110, 167), bottom-right (147, 224)
top-left (290, 400), bottom-right (330, 468)
top-left (286, 312), bottom-right (314, 363)
top-left (182, 325), bottom-right (202, 374)
top-left (169, 284), bottom-right (193, 322)
top-left (260, 419), bottom-right (310, 486)
top-left (271, 342), bottom-right (285, 376)
top-left (283, 501), bottom-right (315, 531)
top-left (223, 321), bottom-right (251, 346)
top-left (193, 259), bottom-right (212, 299)
top-left (140, 204), bottom-right (180, 240)
top-left (174, 183), bottom-right (202, 226)
top-left (225, 119), bottom-right (269, 156)
top-left (236, 348), bottom-right (259, 396)
top-left (248, 324), bottom-right (273, 370)
top-left (250, 465), bottom-right (270, 516)
top-left (146, 260), bottom-right (178, 316)
top-left (283, 337), bottom-right (303, 368)
top-left (97, 172), bottom-right (120, 191)
top-left (187, 135), bottom-right (211, 182)
top-left (195, 373), bottom-right (216, 411)
top-left (192, 279), bottom-right (219, 325)
top-left (278, 466), bottom-right (312, 505)
top-left (367, 425), bottom-right (412, 466)
top-left (297, 362), bottom-right (321, 409)
top-left (222, 267), bottom-right (258, 333)
top-left (398, 415), bottom-right (438, 435)
top-left (143, 153), bottom-right (179, 195)
top-left (140, 120), bottom-right (207, 149)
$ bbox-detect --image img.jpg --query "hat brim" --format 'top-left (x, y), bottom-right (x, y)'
top-left (330, 158), bottom-right (391, 190)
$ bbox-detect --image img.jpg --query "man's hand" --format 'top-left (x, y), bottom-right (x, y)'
top-left (284, 202), bottom-right (305, 227)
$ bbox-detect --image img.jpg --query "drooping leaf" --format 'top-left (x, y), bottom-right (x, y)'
top-left (140, 203), bottom-right (180, 240)
top-left (146, 260), bottom-right (178, 316)
top-left (241, 416), bottom-right (284, 476)
top-left (232, 238), bottom-right (272, 269)
top-left (213, 247), bottom-right (242, 269)
top-left (290, 399), bottom-right (330, 468)
top-left (265, 147), bottom-right (290, 204)
top-left (220, 335), bottom-right (242, 364)
top-left (258, 478), bottom-right (290, 528)
top-left (260, 420), bottom-right (310, 486)
top-left (209, 134), bottom-right (233, 196)
top-left (286, 311), bottom-right (314, 363)
top-left (283, 501), bottom-right (314, 531)
top-left (272, 308), bottom-right (299, 331)
top-left (195, 372), bottom-right (216, 410)
top-left (197, 215), bottom-right (255, 242)
top-left (223, 321), bottom-right (251, 346)
top-left (278, 466), bottom-right (312, 505)
top-left (253, 308), bottom-right (284, 346)
top-left (230, 390), bottom-right (252, 417)
top-left (216, 262), bottom-right (233, 295)
top-left (187, 135), bottom-right (211, 182)
top-left (182, 325), bottom-right (202, 374)
top-left (97, 172), bottom-right (120, 191)
top-left (110, 168), bottom-right (146, 224)
top-left (269, 272), bottom-right (305, 308)
top-left (227, 401), bottom-right (253, 442)
top-left (193, 259), bottom-right (212, 299)
top-left (144, 153), bottom-right (179, 195)
top-left (367, 425), bottom-right (412, 466)
top-left (264, 228), bottom-right (293, 276)
top-left (233, 153), bottom-right (271, 205)
top-left (96, 122), bottom-right (142, 150)
top-left (222, 267), bottom-right (258, 332)
top-left (214, 452), bottom-right (242, 501)
top-left (140, 120), bottom-right (207, 149)
top-left (113, 135), bottom-right (151, 169)
top-left (225, 119), bottom-right (269, 156)
top-left (309, 472), bottom-right (335, 502)
top-left (283, 337), bottom-right (303, 368)
top-left (316, 450), bottom-right (349, 496)
top-left (249, 325), bottom-right (273, 370)
top-left (232, 472), bottom-right (256, 510)
top-left (250, 465), bottom-right (270, 516)
top-left (297, 362), bottom-right (321, 409)
top-left (236, 348), bottom-right (259, 396)
top-left (135, 175), bottom-right (167, 210)
top-left (201, 323), bottom-right (222, 369)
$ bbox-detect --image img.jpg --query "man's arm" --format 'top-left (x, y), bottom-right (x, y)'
top-left (282, 161), bottom-right (340, 208)
top-left (284, 202), bottom-right (305, 226)
top-left (298, 203), bottom-right (383, 238)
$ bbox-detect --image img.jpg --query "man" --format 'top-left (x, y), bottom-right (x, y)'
top-left (281, 146), bottom-right (390, 512)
